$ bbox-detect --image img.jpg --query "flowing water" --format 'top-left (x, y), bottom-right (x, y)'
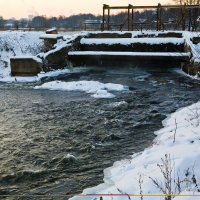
top-left (0, 65), bottom-right (200, 200)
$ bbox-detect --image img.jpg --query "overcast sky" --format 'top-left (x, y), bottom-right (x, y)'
top-left (0, 0), bottom-right (172, 19)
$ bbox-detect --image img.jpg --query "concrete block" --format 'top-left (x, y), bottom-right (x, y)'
top-left (11, 56), bottom-right (43, 76)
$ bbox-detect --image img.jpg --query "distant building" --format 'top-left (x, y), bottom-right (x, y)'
top-left (4, 23), bottom-right (14, 29)
top-left (4, 19), bottom-right (15, 29)
top-left (83, 19), bottom-right (103, 30)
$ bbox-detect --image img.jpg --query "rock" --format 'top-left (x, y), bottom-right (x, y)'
top-left (101, 134), bottom-right (121, 143)
top-left (182, 62), bottom-right (200, 76)
top-left (43, 45), bottom-right (70, 71)
top-left (40, 34), bottom-right (64, 52)
top-left (103, 101), bottom-right (128, 111)
top-left (191, 37), bottom-right (200, 44)
top-left (56, 154), bottom-right (78, 168)
top-left (80, 143), bottom-right (95, 153)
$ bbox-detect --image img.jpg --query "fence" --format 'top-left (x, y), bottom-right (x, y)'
top-left (102, 4), bottom-right (200, 31)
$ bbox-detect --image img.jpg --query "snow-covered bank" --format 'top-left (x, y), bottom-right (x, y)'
top-left (70, 101), bottom-right (200, 200)
top-left (0, 31), bottom-right (78, 82)
top-left (0, 69), bottom-right (73, 83)
top-left (0, 31), bottom-right (43, 64)
top-left (0, 31), bottom-right (43, 79)
top-left (35, 80), bottom-right (129, 98)
top-left (0, 31), bottom-right (81, 82)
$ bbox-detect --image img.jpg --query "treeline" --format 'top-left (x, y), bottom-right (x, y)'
top-left (0, 14), bottom-right (101, 30)
top-left (0, 7), bottom-right (199, 31)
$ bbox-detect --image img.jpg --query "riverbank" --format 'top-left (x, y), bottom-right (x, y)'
top-left (70, 97), bottom-right (200, 200)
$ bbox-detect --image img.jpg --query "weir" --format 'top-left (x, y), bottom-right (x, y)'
top-left (8, 3), bottom-right (200, 76)
top-left (68, 32), bottom-right (191, 68)
top-left (10, 32), bottom-right (200, 77)
top-left (10, 31), bottom-right (198, 76)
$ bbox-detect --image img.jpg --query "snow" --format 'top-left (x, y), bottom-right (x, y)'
top-left (80, 38), bottom-right (185, 45)
top-left (70, 101), bottom-right (200, 200)
top-left (34, 80), bottom-right (129, 98)
top-left (0, 31), bottom-right (44, 80)
top-left (46, 28), bottom-right (57, 32)
top-left (40, 32), bottom-right (88, 59)
top-left (10, 55), bottom-right (43, 63)
top-left (0, 69), bottom-right (72, 83)
top-left (0, 76), bottom-right (38, 83)
top-left (183, 32), bottom-right (200, 59)
top-left (39, 34), bottom-right (63, 39)
top-left (0, 31), bottom-right (43, 63)
top-left (175, 68), bottom-right (200, 80)
top-left (69, 51), bottom-right (191, 57)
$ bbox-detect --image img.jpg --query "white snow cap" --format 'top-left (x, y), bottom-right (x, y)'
top-left (35, 80), bottom-right (129, 98)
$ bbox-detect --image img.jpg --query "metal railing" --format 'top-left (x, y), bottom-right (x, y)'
top-left (102, 3), bottom-right (200, 31)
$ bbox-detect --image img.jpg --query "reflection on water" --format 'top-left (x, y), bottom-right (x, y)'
top-left (0, 66), bottom-right (200, 200)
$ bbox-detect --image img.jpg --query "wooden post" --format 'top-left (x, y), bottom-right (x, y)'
top-left (108, 6), bottom-right (110, 31)
top-left (101, 3), bottom-right (199, 32)
top-left (132, 8), bottom-right (134, 31)
top-left (102, 4), bottom-right (106, 31)
top-left (128, 4), bottom-right (133, 31)
top-left (157, 4), bottom-right (159, 31)
top-left (157, 3), bottom-right (162, 31)
top-left (128, 5), bottom-right (130, 31)
top-left (188, 6), bottom-right (192, 31)
top-left (182, 3), bottom-right (186, 30)
top-left (160, 4), bottom-right (163, 31)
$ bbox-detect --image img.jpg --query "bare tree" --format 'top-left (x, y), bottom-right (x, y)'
top-left (149, 154), bottom-right (173, 200)
top-left (0, 16), bottom-right (4, 28)
top-left (173, 0), bottom-right (200, 5)
top-left (173, 0), bottom-right (200, 30)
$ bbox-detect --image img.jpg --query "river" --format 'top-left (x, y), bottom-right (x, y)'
top-left (0, 65), bottom-right (200, 200)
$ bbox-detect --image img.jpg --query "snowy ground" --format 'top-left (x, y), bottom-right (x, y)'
top-left (0, 31), bottom-right (43, 78)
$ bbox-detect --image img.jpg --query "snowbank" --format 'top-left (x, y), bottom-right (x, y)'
top-left (70, 101), bottom-right (200, 200)
top-left (0, 31), bottom-right (78, 82)
top-left (10, 55), bottom-right (43, 63)
top-left (0, 31), bottom-right (43, 79)
top-left (0, 31), bottom-right (43, 63)
top-left (39, 34), bottom-right (63, 39)
top-left (35, 80), bottom-right (129, 98)
top-left (0, 69), bottom-right (72, 83)
top-left (39, 31), bottom-right (88, 59)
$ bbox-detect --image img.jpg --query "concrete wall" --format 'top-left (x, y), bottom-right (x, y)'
top-left (11, 57), bottom-right (43, 76)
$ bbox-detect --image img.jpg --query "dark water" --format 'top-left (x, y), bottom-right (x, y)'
top-left (0, 66), bottom-right (200, 200)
